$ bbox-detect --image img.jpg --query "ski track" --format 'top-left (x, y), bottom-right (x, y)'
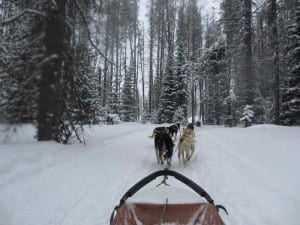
top-left (0, 144), bottom-right (77, 189)
top-left (0, 125), bottom-right (147, 190)
top-left (200, 129), bottom-right (267, 225)
top-left (61, 125), bottom-right (299, 225)
top-left (196, 126), bottom-right (299, 225)
top-left (35, 126), bottom-right (153, 225)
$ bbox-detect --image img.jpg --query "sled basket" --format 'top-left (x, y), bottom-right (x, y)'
top-left (110, 169), bottom-right (227, 225)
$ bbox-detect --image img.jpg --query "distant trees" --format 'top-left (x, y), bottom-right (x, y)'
top-left (0, 0), bottom-right (141, 143)
top-left (120, 64), bottom-right (136, 121)
top-left (218, 0), bottom-right (299, 126)
top-left (174, 6), bottom-right (188, 121)
top-left (156, 0), bottom-right (176, 123)
top-left (243, 0), bottom-right (255, 107)
top-left (146, 0), bottom-right (202, 124)
top-left (200, 43), bottom-right (227, 125)
top-left (0, 1), bottom-right (45, 124)
top-left (280, 1), bottom-right (300, 125)
top-left (0, 0), bottom-right (299, 144)
top-left (148, 0), bottom-right (155, 115)
top-left (254, 0), bottom-right (299, 125)
top-left (267, 0), bottom-right (280, 124)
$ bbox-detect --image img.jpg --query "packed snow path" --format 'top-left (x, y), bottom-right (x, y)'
top-left (0, 123), bottom-right (299, 225)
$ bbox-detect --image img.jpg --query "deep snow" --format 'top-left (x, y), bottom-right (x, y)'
top-left (0, 123), bottom-right (299, 225)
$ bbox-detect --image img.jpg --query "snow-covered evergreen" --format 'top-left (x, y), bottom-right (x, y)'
top-left (120, 65), bottom-right (137, 122)
top-left (280, 3), bottom-right (300, 125)
top-left (240, 104), bottom-right (255, 127)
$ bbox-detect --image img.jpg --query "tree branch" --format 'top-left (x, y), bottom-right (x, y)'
top-left (73, 0), bottom-right (117, 67)
top-left (0, 9), bottom-right (46, 25)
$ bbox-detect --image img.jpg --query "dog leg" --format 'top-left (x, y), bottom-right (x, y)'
top-left (166, 158), bottom-right (171, 168)
top-left (179, 151), bottom-right (183, 164)
top-left (183, 150), bottom-right (188, 166)
top-left (178, 150), bottom-right (181, 164)
top-left (159, 154), bottom-right (164, 164)
top-left (187, 144), bottom-right (195, 161)
top-left (155, 148), bottom-right (160, 164)
top-left (178, 142), bottom-right (184, 165)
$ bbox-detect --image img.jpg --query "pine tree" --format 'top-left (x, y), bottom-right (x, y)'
top-left (240, 104), bottom-right (254, 127)
top-left (280, 2), bottom-right (300, 125)
top-left (174, 42), bottom-right (188, 120)
top-left (120, 64), bottom-right (137, 121)
top-left (200, 43), bottom-right (227, 125)
top-left (157, 0), bottom-right (176, 123)
top-left (0, 0), bottom-right (45, 123)
top-left (186, 0), bottom-right (202, 123)
top-left (158, 52), bottom-right (177, 123)
top-left (0, 0), bottom-right (104, 143)
top-left (37, 0), bottom-right (67, 142)
top-left (243, 0), bottom-right (255, 106)
top-left (148, 0), bottom-right (154, 115)
top-left (266, 0), bottom-right (280, 123)
top-left (220, 0), bottom-right (242, 125)
top-left (174, 4), bottom-right (188, 120)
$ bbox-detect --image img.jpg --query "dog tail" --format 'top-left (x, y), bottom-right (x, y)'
top-left (148, 133), bottom-right (155, 138)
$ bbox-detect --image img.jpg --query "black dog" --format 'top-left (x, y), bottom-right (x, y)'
top-left (154, 133), bottom-right (174, 167)
top-left (167, 123), bottom-right (180, 138)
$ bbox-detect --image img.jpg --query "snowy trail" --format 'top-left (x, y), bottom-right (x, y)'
top-left (196, 126), bottom-right (300, 225)
top-left (0, 123), bottom-right (299, 225)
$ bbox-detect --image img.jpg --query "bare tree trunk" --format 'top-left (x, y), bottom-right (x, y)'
top-left (244, 0), bottom-right (254, 105)
top-left (134, 1), bottom-right (139, 120)
top-left (38, 0), bottom-right (66, 141)
top-left (159, 20), bottom-right (165, 109)
top-left (141, 28), bottom-right (145, 111)
top-left (114, 0), bottom-right (120, 113)
top-left (268, 0), bottom-right (280, 124)
top-left (103, 19), bottom-right (109, 107)
top-left (149, 0), bottom-right (154, 114)
top-left (109, 41), bottom-right (114, 107)
top-left (199, 79), bottom-right (203, 123)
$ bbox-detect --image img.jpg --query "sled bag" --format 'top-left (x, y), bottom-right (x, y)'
top-left (111, 202), bottom-right (225, 225)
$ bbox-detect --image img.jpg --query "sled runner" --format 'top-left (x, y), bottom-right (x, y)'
top-left (110, 169), bottom-right (228, 225)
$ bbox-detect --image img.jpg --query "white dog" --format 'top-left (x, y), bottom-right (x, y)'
top-left (178, 127), bottom-right (195, 166)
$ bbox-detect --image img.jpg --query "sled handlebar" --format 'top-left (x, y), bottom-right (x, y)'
top-left (110, 169), bottom-right (226, 224)
top-left (120, 169), bottom-right (215, 204)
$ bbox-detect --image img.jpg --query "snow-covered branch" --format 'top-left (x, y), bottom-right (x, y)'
top-left (0, 9), bottom-right (46, 25)
top-left (73, 0), bottom-right (117, 67)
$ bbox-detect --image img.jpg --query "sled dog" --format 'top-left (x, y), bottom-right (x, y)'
top-left (178, 126), bottom-right (195, 166)
top-left (149, 126), bottom-right (169, 138)
top-left (154, 132), bottom-right (174, 166)
top-left (167, 123), bottom-right (180, 139)
top-left (186, 123), bottom-right (194, 130)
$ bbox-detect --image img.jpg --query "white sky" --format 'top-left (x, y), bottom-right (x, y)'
top-left (138, 0), bottom-right (221, 25)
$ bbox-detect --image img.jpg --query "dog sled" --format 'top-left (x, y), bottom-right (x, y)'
top-left (110, 169), bottom-right (228, 225)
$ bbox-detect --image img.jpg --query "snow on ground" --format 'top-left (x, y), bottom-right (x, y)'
top-left (0, 123), bottom-right (299, 225)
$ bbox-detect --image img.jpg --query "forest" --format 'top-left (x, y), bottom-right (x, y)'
top-left (0, 0), bottom-right (299, 144)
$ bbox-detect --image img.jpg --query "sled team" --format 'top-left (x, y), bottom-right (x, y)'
top-left (149, 123), bottom-right (196, 167)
